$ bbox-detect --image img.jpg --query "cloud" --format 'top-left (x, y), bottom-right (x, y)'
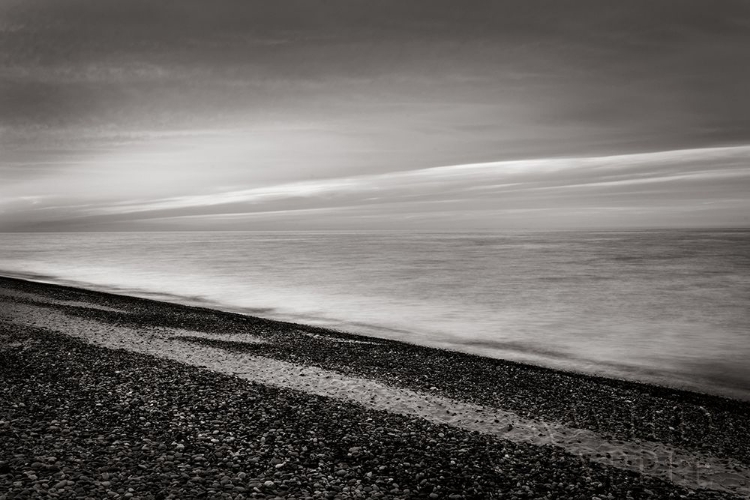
top-left (6, 143), bottom-right (739, 231)
top-left (0, 62), bottom-right (173, 85)
top-left (79, 144), bottom-right (750, 215)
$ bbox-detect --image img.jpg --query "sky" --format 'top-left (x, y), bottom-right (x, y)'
top-left (1, 0), bottom-right (750, 231)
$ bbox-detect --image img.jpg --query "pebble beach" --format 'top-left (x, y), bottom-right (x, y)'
top-left (1, 276), bottom-right (749, 499)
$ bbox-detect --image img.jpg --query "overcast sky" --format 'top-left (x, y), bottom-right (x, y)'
top-left (2, 0), bottom-right (749, 231)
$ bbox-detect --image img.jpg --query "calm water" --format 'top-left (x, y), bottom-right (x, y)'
top-left (2, 230), bottom-right (749, 399)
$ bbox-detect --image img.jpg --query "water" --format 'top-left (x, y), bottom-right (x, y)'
top-left (1, 230), bottom-right (749, 399)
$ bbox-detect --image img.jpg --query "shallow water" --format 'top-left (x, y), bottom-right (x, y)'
top-left (1, 230), bottom-right (749, 398)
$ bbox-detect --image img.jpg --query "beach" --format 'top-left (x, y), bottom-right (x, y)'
top-left (1, 276), bottom-right (749, 499)
top-left (3, 230), bottom-right (749, 402)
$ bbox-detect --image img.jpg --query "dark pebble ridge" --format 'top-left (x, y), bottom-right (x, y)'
top-left (0, 323), bottom-right (742, 500)
top-left (0, 276), bottom-right (748, 499)
top-left (2, 277), bottom-right (749, 466)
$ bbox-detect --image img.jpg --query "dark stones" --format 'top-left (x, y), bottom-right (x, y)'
top-left (1, 279), bottom-right (748, 499)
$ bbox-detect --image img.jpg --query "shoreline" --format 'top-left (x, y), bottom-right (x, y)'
top-left (2, 274), bottom-right (749, 404)
top-left (2, 276), bottom-right (750, 498)
top-left (2, 272), bottom-right (748, 403)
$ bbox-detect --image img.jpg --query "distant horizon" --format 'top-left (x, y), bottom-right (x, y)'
top-left (3, 226), bottom-right (750, 234)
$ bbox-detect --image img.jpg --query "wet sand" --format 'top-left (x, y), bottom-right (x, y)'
top-left (1, 276), bottom-right (749, 499)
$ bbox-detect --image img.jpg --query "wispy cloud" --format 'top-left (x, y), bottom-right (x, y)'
top-left (83, 144), bottom-right (750, 219)
top-left (0, 62), bottom-right (173, 85)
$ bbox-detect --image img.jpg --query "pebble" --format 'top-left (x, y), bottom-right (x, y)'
top-left (0, 279), bottom-right (746, 500)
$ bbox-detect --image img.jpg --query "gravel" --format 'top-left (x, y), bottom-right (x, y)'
top-left (0, 322), bottom-right (742, 499)
top-left (3, 276), bottom-right (748, 467)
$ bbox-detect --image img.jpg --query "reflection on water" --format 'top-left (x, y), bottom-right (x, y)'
top-left (1, 230), bottom-right (749, 399)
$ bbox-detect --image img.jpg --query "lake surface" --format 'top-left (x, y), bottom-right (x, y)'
top-left (2, 230), bottom-right (749, 399)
